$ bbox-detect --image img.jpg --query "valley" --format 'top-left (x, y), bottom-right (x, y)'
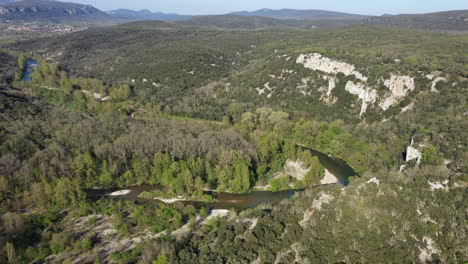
top-left (0, 1), bottom-right (466, 264)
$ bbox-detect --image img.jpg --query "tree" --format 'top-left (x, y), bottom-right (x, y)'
top-left (0, 176), bottom-right (8, 194)
top-left (422, 146), bottom-right (443, 165)
top-left (268, 111), bottom-right (289, 127)
top-left (99, 160), bottom-right (113, 186)
top-left (153, 255), bottom-right (169, 264)
top-left (230, 156), bottom-right (251, 193)
top-left (2, 213), bottom-right (24, 239)
top-left (72, 152), bottom-right (97, 184)
top-left (5, 242), bottom-right (16, 264)
top-left (303, 157), bottom-right (324, 186)
top-left (110, 84), bottom-right (133, 101)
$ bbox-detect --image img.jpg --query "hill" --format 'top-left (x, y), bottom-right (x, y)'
top-left (107, 8), bottom-right (189, 21)
top-left (10, 23), bottom-right (468, 123)
top-left (363, 10), bottom-right (468, 31)
top-left (230, 8), bottom-right (368, 20)
top-left (0, 11), bottom-right (467, 264)
top-left (175, 15), bottom-right (317, 29)
top-left (0, 0), bottom-right (116, 24)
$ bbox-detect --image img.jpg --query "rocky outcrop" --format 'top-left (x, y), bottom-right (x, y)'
top-left (283, 159), bottom-right (310, 181)
top-left (428, 180), bottom-right (449, 191)
top-left (320, 169), bottom-right (339, 185)
top-left (419, 237), bottom-right (441, 263)
top-left (296, 53), bottom-right (368, 81)
top-left (380, 75), bottom-right (415, 111)
top-left (426, 74), bottom-right (446, 92)
top-left (345, 81), bottom-right (377, 116)
top-left (299, 192), bottom-right (334, 227)
top-left (0, 1), bottom-right (110, 22)
top-left (295, 53), bottom-right (426, 118)
top-left (406, 146), bottom-right (422, 166)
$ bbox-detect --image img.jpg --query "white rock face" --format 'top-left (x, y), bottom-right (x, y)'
top-left (320, 169), bottom-right (339, 185)
top-left (242, 218), bottom-right (259, 230)
top-left (323, 76), bottom-right (336, 97)
top-left (367, 177), bottom-right (380, 185)
top-left (345, 81), bottom-right (377, 116)
top-left (256, 82), bottom-right (273, 97)
top-left (380, 75), bottom-right (415, 111)
top-left (299, 193), bottom-right (334, 227)
top-left (430, 77), bottom-right (446, 92)
top-left (154, 196), bottom-right (187, 204)
top-left (401, 102), bottom-right (415, 113)
top-left (108, 190), bottom-right (131, 196)
top-left (284, 160), bottom-right (310, 181)
top-left (428, 180), bottom-right (449, 191)
top-left (202, 209), bottom-right (229, 224)
top-left (419, 237), bottom-right (441, 263)
top-left (406, 146), bottom-right (422, 166)
top-left (297, 53), bottom-right (368, 81)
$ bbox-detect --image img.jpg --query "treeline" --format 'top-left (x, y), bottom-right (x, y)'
top-left (166, 165), bottom-right (466, 263)
top-left (0, 51), bottom-right (17, 84)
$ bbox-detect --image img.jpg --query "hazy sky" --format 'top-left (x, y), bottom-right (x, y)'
top-left (70, 0), bottom-right (467, 15)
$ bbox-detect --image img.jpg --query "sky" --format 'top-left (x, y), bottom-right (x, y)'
top-left (70, 0), bottom-right (467, 16)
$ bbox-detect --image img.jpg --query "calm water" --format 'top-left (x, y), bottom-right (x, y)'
top-left (305, 147), bottom-right (356, 185)
top-left (21, 59), bottom-right (39, 82)
top-left (88, 185), bottom-right (298, 211)
top-left (88, 146), bottom-right (357, 210)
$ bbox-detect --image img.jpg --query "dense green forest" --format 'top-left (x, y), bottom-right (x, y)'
top-left (0, 17), bottom-right (466, 264)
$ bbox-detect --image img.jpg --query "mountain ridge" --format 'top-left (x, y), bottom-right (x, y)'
top-left (107, 8), bottom-right (190, 21)
top-left (0, 0), bottom-right (114, 23)
top-left (230, 8), bottom-right (369, 20)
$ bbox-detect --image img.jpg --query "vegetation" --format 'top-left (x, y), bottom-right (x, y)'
top-left (0, 16), bottom-right (466, 264)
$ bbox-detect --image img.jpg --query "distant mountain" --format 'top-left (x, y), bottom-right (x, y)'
top-left (0, 0), bottom-right (34, 2)
top-left (363, 10), bottom-right (468, 31)
top-left (107, 9), bottom-right (189, 21)
top-left (175, 15), bottom-right (318, 30)
top-left (0, 0), bottom-right (116, 24)
top-left (230, 8), bottom-right (368, 20)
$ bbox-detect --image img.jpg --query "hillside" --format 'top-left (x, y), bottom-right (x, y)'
top-left (0, 50), bottom-right (16, 83)
top-left (0, 0), bottom-right (117, 24)
top-left (175, 15), bottom-right (317, 29)
top-left (11, 23), bottom-right (468, 120)
top-left (230, 8), bottom-right (368, 20)
top-left (363, 10), bottom-right (468, 31)
top-left (0, 10), bottom-right (467, 264)
top-left (107, 9), bottom-right (190, 21)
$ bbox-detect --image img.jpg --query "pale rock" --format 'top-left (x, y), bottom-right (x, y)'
top-left (428, 180), bottom-right (449, 191)
top-left (320, 169), bottom-right (339, 185)
top-left (380, 75), bottom-right (415, 111)
top-left (299, 193), bottom-right (334, 227)
top-left (401, 102), bottom-right (415, 113)
top-left (154, 196), bottom-right (187, 204)
top-left (345, 81), bottom-right (377, 116)
top-left (430, 77), bottom-right (446, 92)
top-left (202, 209), bottom-right (229, 225)
top-left (284, 160), bottom-right (310, 181)
top-left (419, 237), bottom-right (441, 263)
top-left (296, 53), bottom-right (368, 81)
top-left (242, 218), bottom-right (259, 230)
top-left (323, 76), bottom-right (336, 97)
top-left (367, 177), bottom-right (380, 185)
top-left (108, 190), bottom-right (131, 196)
top-left (406, 146), bottom-right (422, 166)
top-left (256, 82), bottom-right (273, 97)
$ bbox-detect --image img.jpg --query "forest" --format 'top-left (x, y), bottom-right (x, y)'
top-left (0, 18), bottom-right (466, 264)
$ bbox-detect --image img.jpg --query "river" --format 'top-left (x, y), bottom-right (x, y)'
top-left (21, 59), bottom-right (39, 82)
top-left (89, 148), bottom-right (357, 211)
